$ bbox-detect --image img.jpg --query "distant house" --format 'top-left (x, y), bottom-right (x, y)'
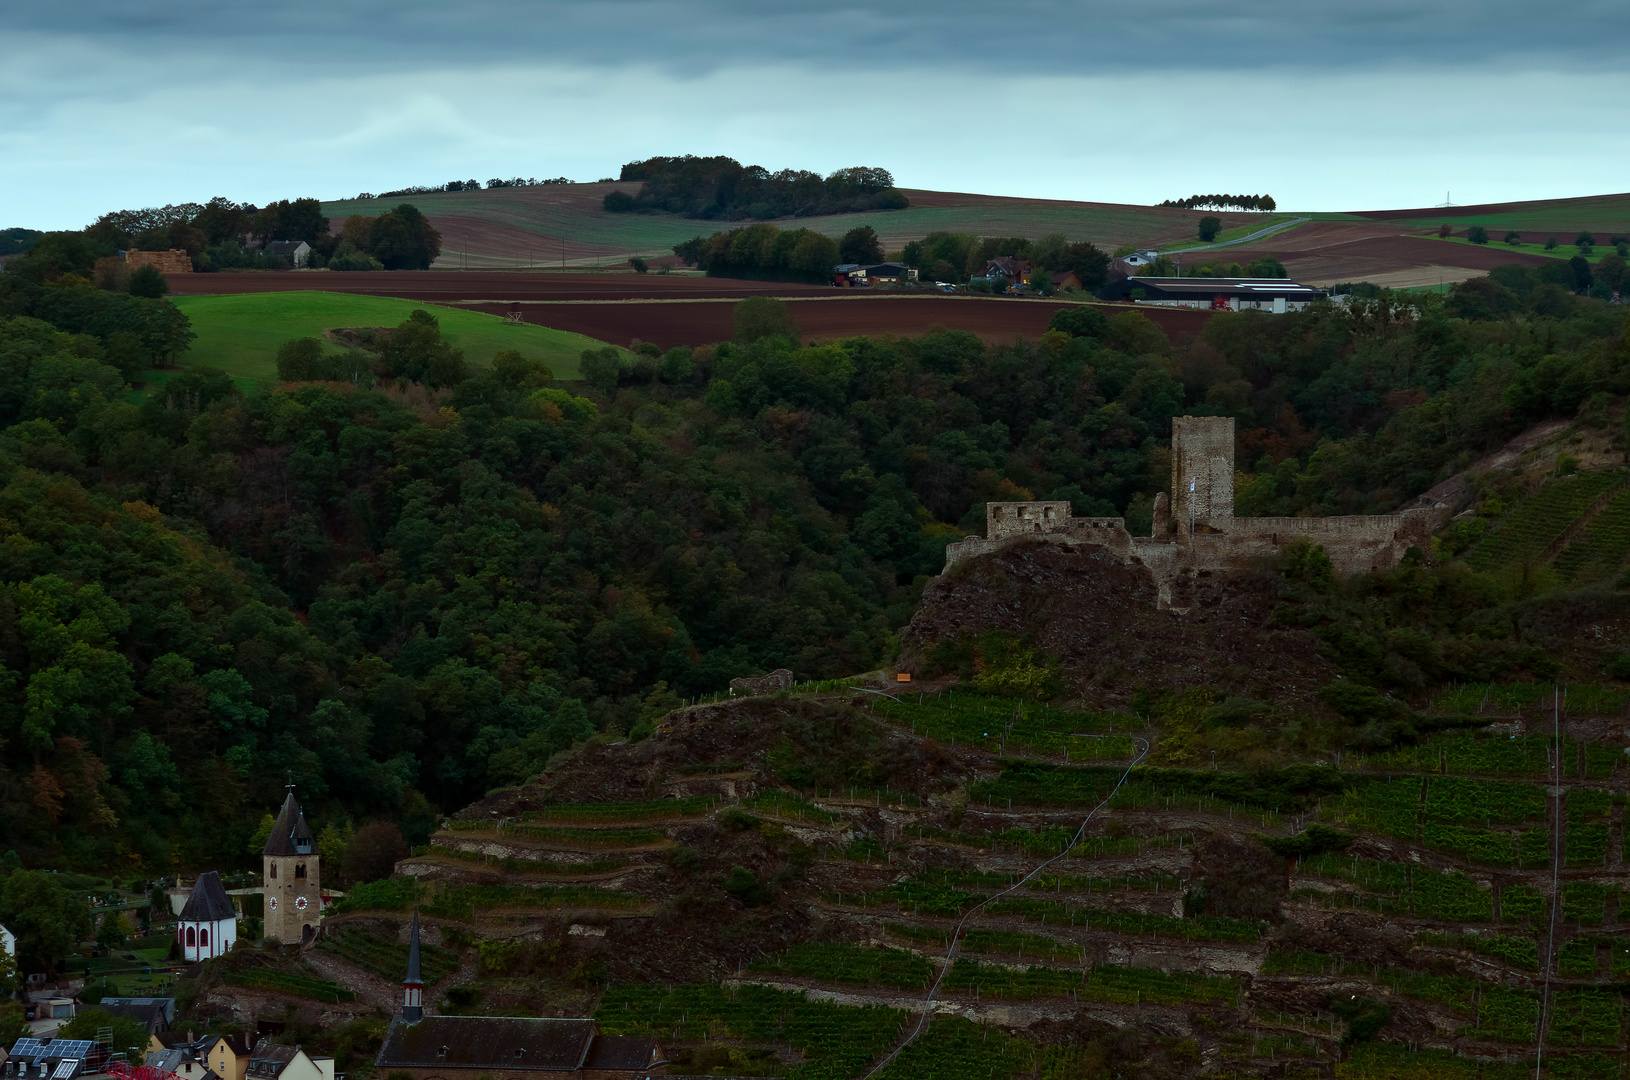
top-left (98, 997), bottom-right (173, 1036)
top-left (176, 872), bottom-right (236, 962)
top-left (1096, 275), bottom-right (1326, 313)
top-left (3, 1037), bottom-right (97, 1080)
top-left (1118, 250), bottom-right (1160, 269)
top-left (0, 925), bottom-right (14, 959)
top-left (1049, 270), bottom-right (1083, 292)
top-left (972, 256), bottom-right (1031, 284)
top-left (264, 241), bottom-right (311, 268)
top-left (246, 1041), bottom-right (333, 1080)
top-left (147, 1033), bottom-right (250, 1080)
top-left (832, 262), bottom-right (919, 286)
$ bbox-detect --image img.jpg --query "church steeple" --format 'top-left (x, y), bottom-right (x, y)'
top-left (403, 908), bottom-right (424, 1023)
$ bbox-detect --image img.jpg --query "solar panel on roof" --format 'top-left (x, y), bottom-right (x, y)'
top-left (51, 1061), bottom-right (78, 1079)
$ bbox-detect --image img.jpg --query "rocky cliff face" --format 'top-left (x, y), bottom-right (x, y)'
top-left (899, 540), bottom-right (1338, 712)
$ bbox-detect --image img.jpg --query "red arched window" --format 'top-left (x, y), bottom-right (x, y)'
top-left (200, 928), bottom-right (210, 948)
top-left (185, 926), bottom-right (197, 947)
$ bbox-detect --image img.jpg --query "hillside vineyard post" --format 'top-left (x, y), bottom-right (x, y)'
top-left (944, 416), bottom-right (1440, 606)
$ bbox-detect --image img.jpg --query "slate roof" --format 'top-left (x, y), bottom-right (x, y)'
top-left (179, 873), bottom-right (236, 922)
top-left (98, 1002), bottom-right (169, 1034)
top-left (580, 1036), bottom-right (658, 1071)
top-left (262, 793), bottom-right (314, 857)
top-left (265, 241), bottom-right (310, 255)
top-left (376, 1016), bottom-right (597, 1072)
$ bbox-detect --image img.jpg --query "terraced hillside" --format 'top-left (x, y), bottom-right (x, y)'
top-left (336, 656), bottom-right (1630, 1080)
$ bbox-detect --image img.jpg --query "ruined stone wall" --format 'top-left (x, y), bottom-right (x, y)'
top-left (944, 416), bottom-right (1443, 597)
top-left (1170, 416), bottom-right (1234, 530)
top-left (126, 249), bottom-right (193, 274)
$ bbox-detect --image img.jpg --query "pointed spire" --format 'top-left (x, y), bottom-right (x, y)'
top-left (403, 907), bottom-right (424, 1023)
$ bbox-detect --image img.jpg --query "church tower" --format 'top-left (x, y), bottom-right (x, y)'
top-left (402, 909), bottom-right (424, 1022)
top-left (262, 788), bottom-right (322, 944)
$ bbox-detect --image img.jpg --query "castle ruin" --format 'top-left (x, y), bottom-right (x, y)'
top-left (943, 416), bottom-right (1437, 604)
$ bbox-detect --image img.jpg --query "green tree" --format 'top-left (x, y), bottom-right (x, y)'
top-left (379, 310), bottom-right (466, 386)
top-left (628, 256), bottom-right (648, 273)
top-left (95, 910), bottom-right (129, 951)
top-left (1198, 217), bottom-right (1222, 242)
top-left (838, 226), bottom-right (883, 265)
top-left (369, 204), bottom-right (442, 270)
top-left (128, 265), bottom-right (168, 297)
top-left (1504, 231), bottom-right (1522, 245)
top-left (340, 821), bottom-right (408, 884)
top-left (0, 870), bottom-right (92, 976)
top-left (1048, 306), bottom-right (1108, 339)
top-left (0, 1001), bottom-right (28, 1049)
top-left (1466, 225), bottom-right (1489, 245)
top-left (60, 1010), bottom-right (148, 1062)
top-left (247, 813), bottom-right (275, 856)
top-left (317, 820), bottom-right (353, 872)
top-left (579, 347), bottom-right (623, 397)
top-left (733, 296), bottom-right (799, 344)
top-left (276, 337), bottom-right (331, 381)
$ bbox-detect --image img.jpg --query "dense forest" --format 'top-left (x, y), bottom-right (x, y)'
top-left (0, 225), bottom-right (1627, 877)
top-left (606, 155), bottom-right (909, 219)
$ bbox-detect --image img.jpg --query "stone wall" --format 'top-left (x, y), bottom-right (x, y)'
top-left (126, 249), bottom-right (193, 274)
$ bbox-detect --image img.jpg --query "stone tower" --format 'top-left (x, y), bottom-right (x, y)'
top-left (1170, 416), bottom-right (1235, 535)
top-left (262, 789), bottom-right (322, 944)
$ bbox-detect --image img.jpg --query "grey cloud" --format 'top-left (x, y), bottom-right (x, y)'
top-left (7, 0), bottom-right (1626, 74)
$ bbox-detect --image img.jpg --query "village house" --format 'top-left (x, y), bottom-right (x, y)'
top-left (145, 1032), bottom-right (250, 1080)
top-left (98, 996), bottom-right (174, 1037)
top-left (245, 1042), bottom-right (332, 1080)
top-left (2, 1038), bottom-right (97, 1080)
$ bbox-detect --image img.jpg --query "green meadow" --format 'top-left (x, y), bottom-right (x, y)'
top-left (169, 291), bottom-right (611, 382)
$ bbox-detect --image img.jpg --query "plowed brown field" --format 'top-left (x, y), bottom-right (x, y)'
top-left (165, 271), bottom-right (1212, 349)
top-left (1214, 222), bottom-right (1550, 288)
top-left (461, 296), bottom-right (1213, 351)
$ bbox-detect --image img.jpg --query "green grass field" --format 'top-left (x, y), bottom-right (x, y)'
top-left (1425, 234), bottom-right (1623, 263)
top-left (1361, 192), bottom-right (1630, 234)
top-left (171, 292), bottom-right (613, 382)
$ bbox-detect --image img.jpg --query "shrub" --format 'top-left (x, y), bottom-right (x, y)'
top-left (1467, 225), bottom-right (1489, 245)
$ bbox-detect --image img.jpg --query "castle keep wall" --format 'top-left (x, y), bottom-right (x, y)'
top-left (943, 416), bottom-right (1442, 597)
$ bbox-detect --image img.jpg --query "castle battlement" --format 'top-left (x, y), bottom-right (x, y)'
top-left (944, 416), bottom-right (1439, 602)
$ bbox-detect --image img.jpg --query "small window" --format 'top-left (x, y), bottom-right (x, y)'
top-left (200, 928), bottom-right (210, 948)
top-left (294, 863), bottom-right (306, 880)
top-left (186, 926), bottom-right (196, 946)
top-left (269, 864), bottom-right (277, 879)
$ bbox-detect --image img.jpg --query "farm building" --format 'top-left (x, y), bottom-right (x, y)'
top-left (264, 241), bottom-right (311, 267)
top-left (1096, 275), bottom-right (1326, 312)
top-left (832, 262), bottom-right (919, 285)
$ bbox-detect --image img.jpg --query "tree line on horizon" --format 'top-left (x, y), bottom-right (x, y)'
top-left (13, 198), bottom-right (443, 274)
top-left (1159, 194), bottom-right (1277, 211)
top-left (606, 155), bottom-right (909, 220)
top-left (673, 223), bottom-right (1114, 290)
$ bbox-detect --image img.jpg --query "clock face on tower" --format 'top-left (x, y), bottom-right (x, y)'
top-left (268, 897), bottom-right (278, 910)
top-left (295, 896), bottom-right (308, 910)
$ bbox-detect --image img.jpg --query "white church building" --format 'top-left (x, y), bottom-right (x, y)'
top-left (176, 870), bottom-right (237, 962)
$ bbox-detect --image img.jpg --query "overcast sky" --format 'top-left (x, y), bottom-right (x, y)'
top-left (4, 1), bottom-right (1628, 229)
